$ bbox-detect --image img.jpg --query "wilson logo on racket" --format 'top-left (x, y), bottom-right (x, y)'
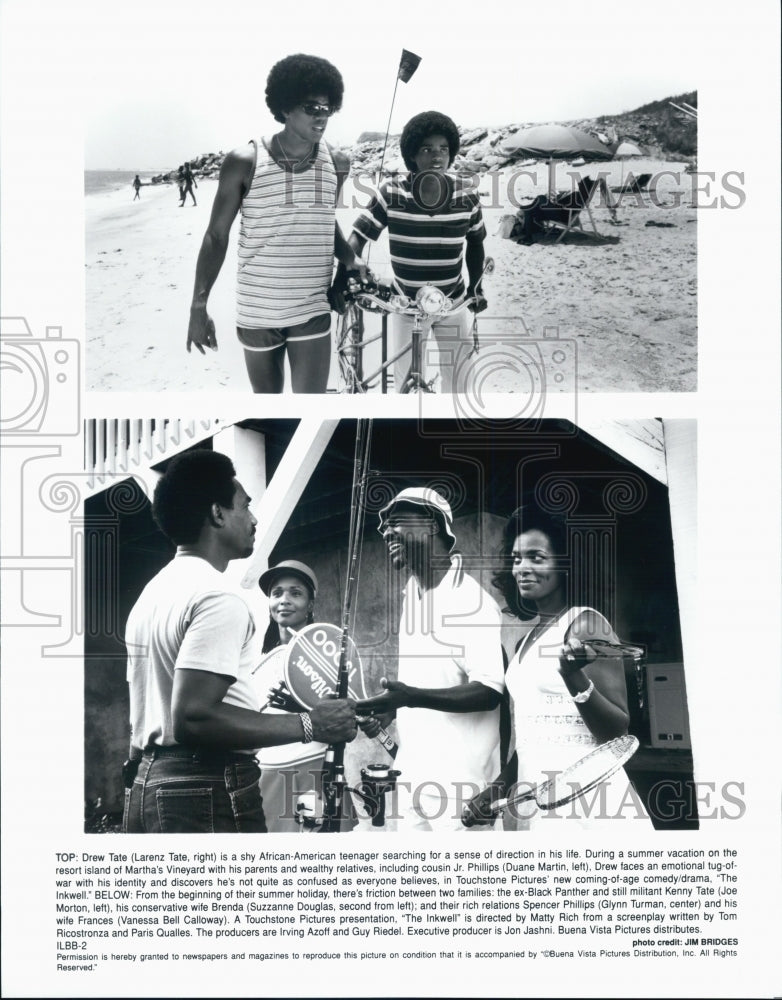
top-left (284, 623), bottom-right (370, 706)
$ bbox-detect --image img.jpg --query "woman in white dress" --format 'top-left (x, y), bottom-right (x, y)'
top-left (472, 506), bottom-right (648, 830)
top-left (251, 560), bottom-right (328, 832)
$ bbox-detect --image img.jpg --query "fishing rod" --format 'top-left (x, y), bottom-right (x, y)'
top-left (319, 418), bottom-right (374, 832)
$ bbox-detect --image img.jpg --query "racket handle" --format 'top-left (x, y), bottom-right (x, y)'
top-left (461, 801), bottom-right (500, 827)
top-left (461, 786), bottom-right (537, 827)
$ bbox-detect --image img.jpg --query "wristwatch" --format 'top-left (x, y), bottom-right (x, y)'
top-left (572, 679), bottom-right (595, 704)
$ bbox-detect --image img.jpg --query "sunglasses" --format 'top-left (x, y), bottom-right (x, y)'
top-left (300, 102), bottom-right (335, 117)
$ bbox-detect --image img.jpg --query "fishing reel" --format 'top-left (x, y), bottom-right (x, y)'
top-left (297, 765), bottom-right (401, 831)
top-left (294, 791), bottom-right (324, 831)
top-left (295, 792), bottom-right (320, 829)
top-left (358, 763), bottom-right (401, 828)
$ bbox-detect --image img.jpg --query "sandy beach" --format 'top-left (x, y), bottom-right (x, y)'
top-left (85, 159), bottom-right (696, 393)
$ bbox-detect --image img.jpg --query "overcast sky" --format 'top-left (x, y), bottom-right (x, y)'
top-left (0, 0), bottom-right (701, 170)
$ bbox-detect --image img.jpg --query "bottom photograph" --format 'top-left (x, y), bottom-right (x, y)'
top-left (84, 416), bottom-right (696, 834)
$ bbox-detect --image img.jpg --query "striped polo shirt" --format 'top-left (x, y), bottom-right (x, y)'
top-left (237, 139), bottom-right (338, 329)
top-left (352, 174), bottom-right (486, 299)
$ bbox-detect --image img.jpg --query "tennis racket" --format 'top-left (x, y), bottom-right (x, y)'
top-left (285, 622), bottom-right (398, 759)
top-left (462, 734), bottom-right (639, 826)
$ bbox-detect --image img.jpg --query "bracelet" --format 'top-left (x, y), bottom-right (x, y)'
top-left (572, 680), bottom-right (595, 704)
top-left (299, 712), bottom-right (314, 744)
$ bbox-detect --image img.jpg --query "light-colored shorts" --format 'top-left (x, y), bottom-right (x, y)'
top-left (238, 312), bottom-right (331, 352)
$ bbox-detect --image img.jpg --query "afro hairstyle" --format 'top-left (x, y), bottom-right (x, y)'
top-left (400, 111), bottom-right (460, 171)
top-left (265, 53), bottom-right (344, 124)
top-left (152, 449), bottom-right (237, 546)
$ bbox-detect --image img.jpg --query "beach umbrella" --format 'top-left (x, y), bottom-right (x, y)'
top-left (615, 140), bottom-right (644, 158)
top-left (501, 124), bottom-right (614, 198)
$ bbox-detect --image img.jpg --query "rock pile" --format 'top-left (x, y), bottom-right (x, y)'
top-left (150, 93), bottom-right (696, 185)
top-left (347, 123), bottom-right (529, 176)
top-left (150, 152), bottom-right (225, 186)
top-left (348, 118), bottom-right (621, 176)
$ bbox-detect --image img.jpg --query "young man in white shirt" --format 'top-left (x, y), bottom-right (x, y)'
top-left (123, 448), bottom-right (357, 833)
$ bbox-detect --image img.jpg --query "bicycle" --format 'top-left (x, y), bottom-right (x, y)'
top-left (334, 258), bottom-right (494, 394)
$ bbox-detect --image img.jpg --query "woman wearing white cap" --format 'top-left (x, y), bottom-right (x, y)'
top-left (251, 560), bottom-right (328, 832)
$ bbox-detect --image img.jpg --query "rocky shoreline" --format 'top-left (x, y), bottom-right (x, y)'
top-left (149, 92), bottom-right (696, 185)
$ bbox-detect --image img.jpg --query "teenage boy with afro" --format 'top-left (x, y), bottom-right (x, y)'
top-left (346, 111), bottom-right (487, 393)
top-left (187, 53), bottom-right (366, 393)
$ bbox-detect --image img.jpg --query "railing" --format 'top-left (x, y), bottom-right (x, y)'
top-left (84, 418), bottom-right (221, 489)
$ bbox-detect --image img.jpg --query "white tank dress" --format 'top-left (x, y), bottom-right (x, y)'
top-left (505, 607), bottom-right (650, 831)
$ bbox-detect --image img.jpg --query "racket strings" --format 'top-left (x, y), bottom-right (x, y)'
top-left (535, 735), bottom-right (638, 809)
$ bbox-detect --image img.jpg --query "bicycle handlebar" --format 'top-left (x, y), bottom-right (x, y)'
top-left (348, 288), bottom-right (480, 318)
top-left (344, 257), bottom-right (493, 319)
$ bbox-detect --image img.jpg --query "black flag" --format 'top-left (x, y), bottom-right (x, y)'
top-left (397, 49), bottom-right (421, 83)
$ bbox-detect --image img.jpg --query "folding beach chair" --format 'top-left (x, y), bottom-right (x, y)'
top-left (537, 176), bottom-right (609, 242)
top-left (514, 176), bottom-right (615, 244)
top-left (611, 172), bottom-right (652, 194)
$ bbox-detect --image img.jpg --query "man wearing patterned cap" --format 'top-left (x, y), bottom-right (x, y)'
top-left (357, 487), bottom-right (504, 831)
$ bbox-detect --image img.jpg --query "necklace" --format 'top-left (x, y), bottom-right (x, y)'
top-left (277, 134), bottom-right (314, 169)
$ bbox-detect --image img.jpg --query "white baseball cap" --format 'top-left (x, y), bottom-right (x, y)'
top-left (258, 560), bottom-right (318, 597)
top-left (378, 487), bottom-right (457, 551)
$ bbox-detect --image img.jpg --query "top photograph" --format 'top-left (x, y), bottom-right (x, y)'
top-left (85, 37), bottom-right (702, 396)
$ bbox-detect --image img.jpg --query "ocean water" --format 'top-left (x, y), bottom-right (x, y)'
top-left (84, 170), bottom-right (167, 196)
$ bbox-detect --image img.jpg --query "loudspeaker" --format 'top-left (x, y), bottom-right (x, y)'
top-left (646, 662), bottom-right (691, 749)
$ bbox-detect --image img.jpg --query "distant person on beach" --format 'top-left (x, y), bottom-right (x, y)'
top-left (180, 163), bottom-right (197, 207)
top-left (132, 175), bottom-right (141, 200)
top-left (343, 111), bottom-right (487, 393)
top-left (186, 52), bottom-right (366, 393)
top-left (177, 165), bottom-right (185, 202)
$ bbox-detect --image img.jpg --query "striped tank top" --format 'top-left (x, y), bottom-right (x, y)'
top-left (237, 138), bottom-right (337, 328)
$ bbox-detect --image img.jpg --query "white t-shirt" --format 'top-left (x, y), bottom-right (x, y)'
top-left (394, 558), bottom-right (505, 799)
top-left (125, 553), bottom-right (258, 751)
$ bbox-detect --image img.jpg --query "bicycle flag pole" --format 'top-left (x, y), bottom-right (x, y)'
top-left (363, 49), bottom-right (421, 275)
top-left (377, 49), bottom-right (422, 179)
